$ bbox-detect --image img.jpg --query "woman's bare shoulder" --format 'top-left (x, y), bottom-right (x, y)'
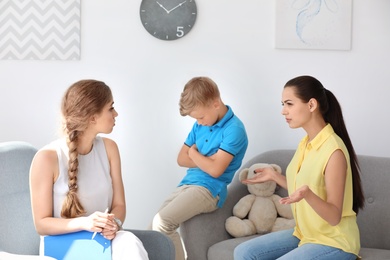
top-left (33, 142), bottom-right (59, 165)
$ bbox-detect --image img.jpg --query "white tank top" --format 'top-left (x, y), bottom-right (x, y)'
top-left (52, 136), bottom-right (113, 217)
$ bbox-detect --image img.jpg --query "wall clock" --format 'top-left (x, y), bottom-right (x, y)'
top-left (140, 0), bottom-right (197, 41)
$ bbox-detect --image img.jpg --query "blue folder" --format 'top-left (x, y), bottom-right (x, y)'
top-left (43, 230), bottom-right (111, 260)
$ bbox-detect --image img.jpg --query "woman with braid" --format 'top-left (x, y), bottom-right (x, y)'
top-left (30, 79), bottom-right (148, 259)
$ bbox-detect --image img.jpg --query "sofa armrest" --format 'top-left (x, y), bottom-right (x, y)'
top-left (0, 252), bottom-right (55, 259)
top-left (180, 179), bottom-right (249, 260)
top-left (126, 229), bottom-right (175, 260)
top-left (180, 208), bottom-right (231, 260)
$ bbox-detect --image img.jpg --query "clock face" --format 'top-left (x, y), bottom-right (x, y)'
top-left (140, 0), bottom-right (197, 41)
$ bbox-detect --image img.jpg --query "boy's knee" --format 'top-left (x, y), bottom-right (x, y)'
top-left (152, 213), bottom-right (177, 233)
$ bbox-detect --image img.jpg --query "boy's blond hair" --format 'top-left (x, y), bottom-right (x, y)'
top-left (179, 77), bottom-right (220, 116)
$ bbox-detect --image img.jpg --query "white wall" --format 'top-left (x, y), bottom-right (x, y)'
top-left (1, 0), bottom-right (389, 229)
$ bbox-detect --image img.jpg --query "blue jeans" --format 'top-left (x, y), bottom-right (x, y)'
top-left (234, 228), bottom-right (357, 260)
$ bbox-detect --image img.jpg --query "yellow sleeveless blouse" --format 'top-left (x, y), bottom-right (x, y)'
top-left (286, 124), bottom-right (360, 256)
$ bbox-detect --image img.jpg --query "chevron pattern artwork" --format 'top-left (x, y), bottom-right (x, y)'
top-left (0, 0), bottom-right (80, 60)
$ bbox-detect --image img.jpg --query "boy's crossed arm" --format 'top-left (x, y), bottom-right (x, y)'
top-left (177, 144), bottom-right (233, 178)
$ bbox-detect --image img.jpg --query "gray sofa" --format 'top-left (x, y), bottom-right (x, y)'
top-left (181, 149), bottom-right (390, 260)
top-left (0, 141), bottom-right (175, 260)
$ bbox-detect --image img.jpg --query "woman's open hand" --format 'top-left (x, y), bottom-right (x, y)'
top-left (242, 167), bottom-right (275, 184)
top-left (279, 185), bottom-right (310, 204)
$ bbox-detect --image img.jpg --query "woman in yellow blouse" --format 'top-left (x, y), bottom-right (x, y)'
top-left (234, 75), bottom-right (365, 260)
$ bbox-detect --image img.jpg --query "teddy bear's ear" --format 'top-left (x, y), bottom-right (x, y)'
top-left (239, 169), bottom-right (249, 182)
top-left (270, 164), bottom-right (282, 174)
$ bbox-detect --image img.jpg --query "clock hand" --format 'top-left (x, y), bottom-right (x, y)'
top-left (167, 1), bottom-right (187, 13)
top-left (156, 1), bottom-right (169, 13)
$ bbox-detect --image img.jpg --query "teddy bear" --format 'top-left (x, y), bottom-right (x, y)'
top-left (225, 163), bottom-right (295, 238)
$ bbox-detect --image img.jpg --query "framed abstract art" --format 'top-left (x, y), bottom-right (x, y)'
top-left (275, 0), bottom-right (352, 50)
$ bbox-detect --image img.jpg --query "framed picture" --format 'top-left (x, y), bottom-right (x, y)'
top-left (275, 0), bottom-right (352, 50)
top-left (0, 0), bottom-right (81, 60)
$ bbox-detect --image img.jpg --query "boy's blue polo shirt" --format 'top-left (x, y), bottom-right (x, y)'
top-left (178, 105), bottom-right (248, 208)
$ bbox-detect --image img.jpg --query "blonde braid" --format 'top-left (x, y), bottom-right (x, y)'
top-left (60, 130), bottom-right (86, 218)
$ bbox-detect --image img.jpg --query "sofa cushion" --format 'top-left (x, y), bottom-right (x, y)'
top-left (208, 235), bottom-right (258, 260)
top-left (359, 248), bottom-right (390, 260)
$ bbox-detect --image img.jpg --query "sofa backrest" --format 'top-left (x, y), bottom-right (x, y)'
top-left (0, 141), bottom-right (40, 255)
top-left (356, 154), bottom-right (390, 250)
top-left (233, 149), bottom-right (390, 250)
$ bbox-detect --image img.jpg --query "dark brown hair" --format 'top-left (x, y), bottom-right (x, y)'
top-left (285, 75), bottom-right (365, 214)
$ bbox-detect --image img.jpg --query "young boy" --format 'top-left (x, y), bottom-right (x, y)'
top-left (151, 77), bottom-right (248, 260)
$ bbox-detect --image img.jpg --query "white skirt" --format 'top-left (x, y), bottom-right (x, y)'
top-left (112, 231), bottom-right (149, 260)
